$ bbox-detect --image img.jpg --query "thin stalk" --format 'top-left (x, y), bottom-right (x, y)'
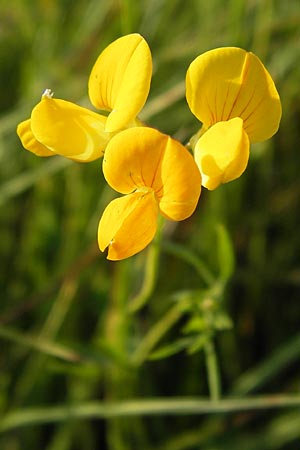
top-left (2, 395), bottom-right (300, 432)
top-left (204, 339), bottom-right (221, 401)
top-left (128, 218), bottom-right (163, 313)
top-left (161, 241), bottom-right (215, 286)
top-left (232, 331), bottom-right (300, 396)
top-left (131, 303), bottom-right (183, 366)
top-left (0, 157), bottom-right (71, 206)
top-left (0, 325), bottom-right (82, 363)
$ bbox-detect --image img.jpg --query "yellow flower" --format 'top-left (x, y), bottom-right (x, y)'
top-left (186, 47), bottom-right (282, 190)
top-left (98, 127), bottom-right (202, 260)
top-left (16, 33), bottom-right (152, 162)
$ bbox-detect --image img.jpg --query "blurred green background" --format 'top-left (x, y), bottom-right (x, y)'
top-left (1, 0), bottom-right (300, 448)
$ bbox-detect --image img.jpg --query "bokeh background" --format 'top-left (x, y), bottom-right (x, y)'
top-left (1, 0), bottom-right (300, 448)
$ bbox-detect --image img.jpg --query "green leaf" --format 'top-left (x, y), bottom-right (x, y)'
top-left (148, 337), bottom-right (193, 360)
top-left (216, 223), bottom-right (235, 282)
top-left (182, 316), bottom-right (207, 334)
top-left (187, 335), bottom-right (210, 355)
top-left (214, 312), bottom-right (233, 330)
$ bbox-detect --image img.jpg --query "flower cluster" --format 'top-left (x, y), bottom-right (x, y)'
top-left (17, 34), bottom-right (281, 260)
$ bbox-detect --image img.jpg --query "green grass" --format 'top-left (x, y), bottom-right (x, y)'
top-left (1, 0), bottom-right (300, 448)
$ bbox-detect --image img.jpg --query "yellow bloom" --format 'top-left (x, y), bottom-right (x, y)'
top-left (186, 47), bottom-right (282, 189)
top-left (17, 33), bottom-right (152, 162)
top-left (98, 127), bottom-right (202, 260)
top-left (88, 33), bottom-right (152, 132)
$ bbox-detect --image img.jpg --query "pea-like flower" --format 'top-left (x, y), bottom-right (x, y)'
top-left (16, 33), bottom-right (152, 162)
top-left (98, 127), bottom-right (202, 260)
top-left (186, 47), bottom-right (282, 190)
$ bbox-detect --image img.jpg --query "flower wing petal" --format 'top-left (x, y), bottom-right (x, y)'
top-left (17, 119), bottom-right (54, 157)
top-left (103, 127), bottom-right (201, 219)
top-left (30, 95), bottom-right (109, 162)
top-left (88, 33), bottom-right (152, 132)
top-left (186, 47), bottom-right (281, 142)
top-left (102, 127), bottom-right (167, 194)
top-left (98, 191), bottom-right (158, 260)
top-left (194, 117), bottom-right (249, 190)
top-left (156, 137), bottom-right (202, 221)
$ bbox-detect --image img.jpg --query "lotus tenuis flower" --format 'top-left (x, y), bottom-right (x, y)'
top-left (17, 33), bottom-right (152, 162)
top-left (186, 47), bottom-right (282, 190)
top-left (98, 127), bottom-right (202, 260)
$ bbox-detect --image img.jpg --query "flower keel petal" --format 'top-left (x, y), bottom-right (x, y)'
top-left (31, 95), bottom-right (110, 162)
top-left (98, 191), bottom-right (158, 260)
top-left (17, 119), bottom-right (54, 157)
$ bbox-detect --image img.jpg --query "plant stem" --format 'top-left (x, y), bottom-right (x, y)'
top-left (204, 339), bottom-right (221, 401)
top-left (131, 303), bottom-right (183, 366)
top-left (161, 241), bottom-right (215, 286)
top-left (128, 218), bottom-right (163, 313)
top-left (2, 395), bottom-right (300, 432)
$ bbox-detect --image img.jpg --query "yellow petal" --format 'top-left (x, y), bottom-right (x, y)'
top-left (88, 33), bottom-right (152, 133)
top-left (102, 127), bottom-right (167, 194)
top-left (98, 191), bottom-right (158, 260)
top-left (194, 117), bottom-right (249, 190)
top-left (231, 51), bottom-right (282, 142)
top-left (156, 136), bottom-right (202, 221)
top-left (30, 94), bottom-right (110, 162)
top-left (103, 126), bottom-right (201, 220)
top-left (186, 47), bottom-right (281, 142)
top-left (17, 119), bottom-right (54, 157)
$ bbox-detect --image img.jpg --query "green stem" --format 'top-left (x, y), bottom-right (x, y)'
top-left (120, 0), bottom-right (136, 34)
top-left (104, 259), bottom-right (130, 450)
top-left (232, 332), bottom-right (300, 396)
top-left (131, 303), bottom-right (183, 366)
top-left (128, 218), bottom-right (163, 313)
top-left (204, 339), bottom-right (221, 401)
top-left (0, 157), bottom-right (71, 206)
top-left (2, 395), bottom-right (300, 432)
top-left (0, 325), bottom-right (82, 363)
top-left (162, 241), bottom-right (215, 286)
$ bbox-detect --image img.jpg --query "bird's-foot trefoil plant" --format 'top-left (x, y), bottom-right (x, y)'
top-left (16, 34), bottom-right (282, 400)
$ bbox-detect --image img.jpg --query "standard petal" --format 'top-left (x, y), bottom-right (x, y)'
top-left (102, 127), bottom-right (167, 194)
top-left (186, 47), bottom-right (281, 142)
top-left (230, 51), bottom-right (282, 142)
top-left (98, 191), bottom-right (158, 260)
top-left (155, 136), bottom-right (202, 221)
top-left (194, 117), bottom-right (249, 190)
top-left (30, 94), bottom-right (110, 162)
top-left (88, 33), bottom-right (152, 132)
top-left (17, 119), bottom-right (54, 157)
top-left (186, 47), bottom-right (247, 127)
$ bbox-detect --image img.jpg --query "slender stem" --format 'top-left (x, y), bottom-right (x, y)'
top-left (140, 81), bottom-right (185, 122)
top-left (204, 339), bottom-right (221, 401)
top-left (161, 241), bottom-right (215, 286)
top-left (128, 218), bottom-right (163, 313)
top-left (0, 157), bottom-right (71, 206)
top-left (232, 332), bottom-right (300, 396)
top-left (0, 325), bottom-right (82, 363)
top-left (131, 304), bottom-right (183, 366)
top-left (104, 258), bottom-right (134, 450)
top-left (2, 395), bottom-right (300, 432)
